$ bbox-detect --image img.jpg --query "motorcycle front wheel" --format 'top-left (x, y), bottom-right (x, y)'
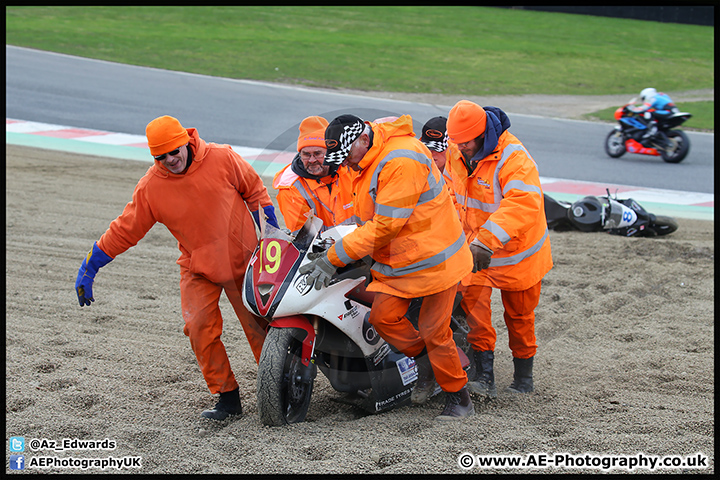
top-left (257, 326), bottom-right (315, 426)
top-left (660, 130), bottom-right (690, 163)
top-left (647, 215), bottom-right (679, 236)
top-left (604, 130), bottom-right (626, 158)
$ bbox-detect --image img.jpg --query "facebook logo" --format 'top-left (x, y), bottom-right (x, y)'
top-left (9, 436), bottom-right (25, 452)
top-left (9, 455), bottom-right (25, 470)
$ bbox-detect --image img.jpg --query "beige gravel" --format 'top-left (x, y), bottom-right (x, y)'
top-left (5, 119), bottom-right (714, 474)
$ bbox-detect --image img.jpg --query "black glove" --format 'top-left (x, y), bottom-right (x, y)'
top-left (469, 239), bottom-right (492, 273)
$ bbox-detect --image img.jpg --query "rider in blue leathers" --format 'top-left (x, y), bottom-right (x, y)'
top-left (627, 88), bottom-right (678, 140)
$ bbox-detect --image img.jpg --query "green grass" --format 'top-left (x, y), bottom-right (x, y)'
top-left (6, 6), bottom-right (715, 129)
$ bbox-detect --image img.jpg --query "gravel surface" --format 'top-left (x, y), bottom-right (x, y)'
top-left (5, 107), bottom-right (714, 474)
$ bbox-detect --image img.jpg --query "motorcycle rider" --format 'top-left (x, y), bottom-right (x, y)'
top-left (74, 115), bottom-right (279, 421)
top-left (273, 116), bottom-right (357, 234)
top-left (445, 100), bottom-right (553, 398)
top-left (300, 114), bottom-right (476, 421)
top-left (627, 88), bottom-right (678, 141)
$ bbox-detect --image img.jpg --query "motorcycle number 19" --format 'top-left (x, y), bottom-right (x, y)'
top-left (259, 240), bottom-right (282, 273)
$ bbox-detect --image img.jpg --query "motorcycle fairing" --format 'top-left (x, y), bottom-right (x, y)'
top-left (365, 349), bottom-right (417, 413)
top-left (619, 116), bottom-right (648, 130)
top-left (244, 217), bottom-right (323, 318)
top-left (625, 139), bottom-right (659, 156)
top-left (268, 315), bottom-right (316, 367)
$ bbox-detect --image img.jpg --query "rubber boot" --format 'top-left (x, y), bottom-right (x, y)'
top-left (411, 349), bottom-right (437, 405)
top-left (467, 349), bottom-right (497, 399)
top-left (435, 385), bottom-right (475, 421)
top-left (506, 356), bottom-right (534, 393)
top-left (201, 388), bottom-right (242, 420)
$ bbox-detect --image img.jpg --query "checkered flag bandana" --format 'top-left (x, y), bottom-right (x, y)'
top-left (324, 115), bottom-right (365, 165)
top-left (422, 133), bottom-right (448, 153)
top-left (420, 116), bottom-right (449, 153)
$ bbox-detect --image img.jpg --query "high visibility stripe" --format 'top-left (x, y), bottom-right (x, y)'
top-left (334, 237), bottom-right (355, 265)
top-left (371, 230), bottom-right (467, 277)
top-left (368, 149), bottom-right (445, 219)
top-left (503, 179), bottom-right (542, 197)
top-left (460, 193), bottom-right (499, 213)
top-left (481, 219), bottom-right (511, 245)
top-left (376, 203), bottom-right (413, 219)
top-left (293, 179), bottom-right (334, 218)
top-left (460, 143), bottom-right (541, 214)
top-left (488, 227), bottom-right (549, 267)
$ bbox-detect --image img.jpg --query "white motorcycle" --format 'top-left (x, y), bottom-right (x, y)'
top-left (242, 216), bottom-right (469, 426)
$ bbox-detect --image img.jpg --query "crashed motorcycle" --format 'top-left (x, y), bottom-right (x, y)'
top-left (242, 216), bottom-right (469, 426)
top-left (604, 99), bottom-right (692, 163)
top-left (544, 190), bottom-right (678, 237)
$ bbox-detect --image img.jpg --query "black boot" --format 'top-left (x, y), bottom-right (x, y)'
top-left (201, 388), bottom-right (242, 420)
top-left (467, 349), bottom-right (497, 399)
top-left (507, 356), bottom-right (534, 393)
top-left (411, 349), bottom-right (438, 405)
top-left (435, 385), bottom-right (475, 421)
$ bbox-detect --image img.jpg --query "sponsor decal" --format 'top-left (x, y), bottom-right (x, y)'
top-left (425, 129), bottom-right (444, 139)
top-left (374, 387), bottom-right (412, 411)
top-left (372, 342), bottom-right (391, 366)
top-left (343, 305), bottom-right (360, 320)
top-left (477, 178), bottom-right (491, 188)
top-left (361, 312), bottom-right (380, 345)
top-left (397, 356), bottom-right (419, 386)
top-left (294, 274), bottom-right (312, 296)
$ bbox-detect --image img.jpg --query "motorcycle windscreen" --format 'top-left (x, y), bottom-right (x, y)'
top-left (602, 198), bottom-right (638, 230)
top-left (244, 216), bottom-right (323, 317)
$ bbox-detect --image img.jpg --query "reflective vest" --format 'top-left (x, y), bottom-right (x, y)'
top-left (446, 131), bottom-right (553, 290)
top-left (327, 115), bottom-right (473, 298)
top-left (273, 164), bottom-right (357, 233)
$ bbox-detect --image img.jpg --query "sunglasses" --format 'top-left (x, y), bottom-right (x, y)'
top-left (153, 148), bottom-right (181, 161)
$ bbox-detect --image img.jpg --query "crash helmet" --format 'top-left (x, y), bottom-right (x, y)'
top-left (640, 88), bottom-right (657, 103)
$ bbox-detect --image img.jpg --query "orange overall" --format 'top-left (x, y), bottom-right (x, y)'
top-left (326, 116), bottom-right (473, 393)
top-left (98, 128), bottom-right (273, 394)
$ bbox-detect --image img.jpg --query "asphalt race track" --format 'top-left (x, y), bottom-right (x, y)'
top-left (6, 45), bottom-right (714, 219)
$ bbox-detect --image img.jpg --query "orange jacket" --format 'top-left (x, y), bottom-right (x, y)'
top-left (326, 115), bottom-right (473, 298)
top-left (273, 156), bottom-right (357, 233)
top-left (442, 142), bottom-right (463, 205)
top-left (447, 121), bottom-right (552, 291)
top-left (97, 128), bottom-right (273, 284)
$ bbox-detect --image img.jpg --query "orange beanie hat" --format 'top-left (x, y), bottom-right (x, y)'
top-left (146, 115), bottom-right (191, 156)
top-left (447, 100), bottom-right (487, 144)
top-left (297, 116), bottom-right (329, 151)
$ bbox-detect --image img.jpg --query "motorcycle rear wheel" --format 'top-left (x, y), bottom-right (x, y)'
top-left (605, 130), bottom-right (626, 158)
top-left (660, 130), bottom-right (690, 163)
top-left (257, 327), bottom-right (315, 426)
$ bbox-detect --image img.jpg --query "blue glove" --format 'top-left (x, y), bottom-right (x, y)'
top-left (298, 251), bottom-right (338, 290)
top-left (75, 242), bottom-right (113, 307)
top-left (252, 205), bottom-right (280, 229)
